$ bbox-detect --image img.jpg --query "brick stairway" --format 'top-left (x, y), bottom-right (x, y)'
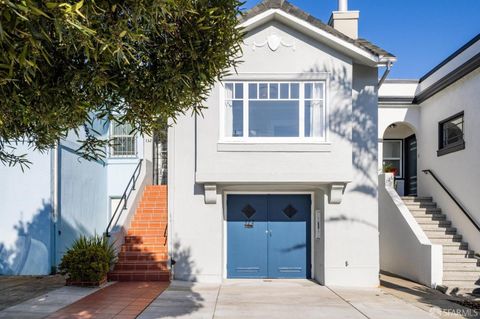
top-left (403, 196), bottom-right (480, 295)
top-left (108, 185), bottom-right (170, 281)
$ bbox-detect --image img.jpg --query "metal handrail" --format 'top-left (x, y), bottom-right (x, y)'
top-left (105, 159), bottom-right (143, 236)
top-left (422, 169), bottom-right (480, 231)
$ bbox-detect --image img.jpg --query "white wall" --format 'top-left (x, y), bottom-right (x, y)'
top-left (417, 68), bottom-right (480, 252)
top-left (379, 174), bottom-right (442, 287)
top-left (0, 147), bottom-right (53, 275)
top-left (322, 64), bottom-right (379, 286)
top-left (168, 115), bottom-right (224, 283)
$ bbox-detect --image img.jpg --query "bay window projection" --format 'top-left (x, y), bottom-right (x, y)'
top-left (223, 82), bottom-right (326, 139)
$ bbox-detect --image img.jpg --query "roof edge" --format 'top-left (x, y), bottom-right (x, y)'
top-left (419, 33), bottom-right (480, 82)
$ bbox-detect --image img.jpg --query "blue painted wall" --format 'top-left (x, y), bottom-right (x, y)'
top-left (55, 140), bottom-right (108, 263)
top-left (0, 120), bottom-right (145, 273)
top-left (0, 146), bottom-right (53, 275)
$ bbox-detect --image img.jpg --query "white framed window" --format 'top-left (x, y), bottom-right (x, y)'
top-left (383, 140), bottom-right (402, 177)
top-left (109, 122), bottom-right (137, 157)
top-left (221, 81), bottom-right (326, 141)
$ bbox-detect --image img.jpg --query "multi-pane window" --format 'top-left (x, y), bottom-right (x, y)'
top-left (438, 112), bottom-right (464, 156)
top-left (223, 81), bottom-right (326, 140)
top-left (383, 140), bottom-right (402, 177)
top-left (109, 122), bottom-right (137, 157)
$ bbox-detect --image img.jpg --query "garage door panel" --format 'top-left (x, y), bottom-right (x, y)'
top-left (227, 195), bottom-right (268, 278)
top-left (227, 194), bottom-right (311, 279)
top-left (268, 195), bottom-right (311, 278)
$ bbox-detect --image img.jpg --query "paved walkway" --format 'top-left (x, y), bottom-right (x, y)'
top-left (46, 282), bottom-right (168, 319)
top-left (3, 277), bottom-right (479, 318)
top-left (0, 275), bottom-right (65, 311)
top-left (0, 284), bottom-right (102, 319)
top-left (381, 272), bottom-right (480, 319)
top-left (138, 279), bottom-right (444, 319)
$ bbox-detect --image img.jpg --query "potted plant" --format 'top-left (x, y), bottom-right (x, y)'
top-left (383, 163), bottom-right (398, 177)
top-left (59, 235), bottom-right (117, 287)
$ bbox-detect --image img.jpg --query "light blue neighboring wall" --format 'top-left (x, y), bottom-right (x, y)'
top-left (107, 136), bottom-right (144, 195)
top-left (0, 121), bottom-right (145, 274)
top-left (55, 139), bottom-right (109, 262)
top-left (0, 146), bottom-right (53, 275)
top-left (56, 124), bottom-right (145, 262)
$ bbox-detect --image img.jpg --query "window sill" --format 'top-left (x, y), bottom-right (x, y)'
top-left (217, 141), bottom-right (332, 152)
top-left (107, 156), bottom-right (140, 164)
top-left (437, 142), bottom-right (465, 157)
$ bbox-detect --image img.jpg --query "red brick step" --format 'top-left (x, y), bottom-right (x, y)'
top-left (108, 185), bottom-right (169, 282)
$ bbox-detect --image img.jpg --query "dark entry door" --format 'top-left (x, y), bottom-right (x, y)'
top-left (405, 134), bottom-right (418, 196)
top-left (227, 194), bottom-right (311, 279)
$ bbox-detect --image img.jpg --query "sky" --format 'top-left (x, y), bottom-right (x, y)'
top-left (241, 0), bottom-right (480, 79)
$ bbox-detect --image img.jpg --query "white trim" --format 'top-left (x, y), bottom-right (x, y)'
top-left (238, 9), bottom-right (396, 66)
top-left (108, 122), bottom-right (138, 158)
top-left (217, 142), bottom-right (332, 153)
top-left (222, 72), bottom-right (329, 81)
top-left (220, 81), bottom-right (327, 143)
top-left (222, 191), bottom-right (315, 280)
top-left (299, 81), bottom-right (305, 138)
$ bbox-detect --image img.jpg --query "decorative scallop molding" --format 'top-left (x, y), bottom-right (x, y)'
top-left (250, 34), bottom-right (295, 52)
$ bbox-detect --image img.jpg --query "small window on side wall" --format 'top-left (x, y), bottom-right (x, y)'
top-left (110, 122), bottom-right (137, 158)
top-left (438, 112), bottom-right (465, 156)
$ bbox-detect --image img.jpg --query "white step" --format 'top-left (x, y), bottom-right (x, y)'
top-left (444, 258), bottom-right (477, 265)
top-left (409, 208), bottom-right (442, 215)
top-left (424, 227), bottom-right (457, 234)
top-left (414, 214), bottom-right (446, 221)
top-left (405, 202), bottom-right (437, 209)
top-left (421, 223), bottom-right (452, 230)
top-left (443, 249), bottom-right (474, 257)
top-left (429, 233), bottom-right (462, 240)
top-left (444, 263), bottom-right (480, 271)
top-left (438, 241), bottom-right (468, 249)
top-left (401, 196), bottom-right (433, 202)
top-left (444, 273), bottom-right (480, 282)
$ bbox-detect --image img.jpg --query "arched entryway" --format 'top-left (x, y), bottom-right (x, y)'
top-left (381, 122), bottom-right (417, 196)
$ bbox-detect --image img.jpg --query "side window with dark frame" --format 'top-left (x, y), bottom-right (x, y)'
top-left (438, 112), bottom-right (464, 156)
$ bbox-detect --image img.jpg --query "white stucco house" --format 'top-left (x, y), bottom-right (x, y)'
top-left (1, 0), bottom-right (479, 295)
top-left (167, 0), bottom-right (396, 286)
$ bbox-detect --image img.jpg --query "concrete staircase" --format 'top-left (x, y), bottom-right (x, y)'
top-left (402, 196), bottom-right (480, 296)
top-left (108, 185), bottom-right (170, 281)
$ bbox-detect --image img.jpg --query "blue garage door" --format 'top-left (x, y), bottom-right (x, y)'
top-left (227, 194), bottom-right (311, 278)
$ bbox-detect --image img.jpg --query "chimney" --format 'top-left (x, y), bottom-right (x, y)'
top-left (328, 0), bottom-right (359, 39)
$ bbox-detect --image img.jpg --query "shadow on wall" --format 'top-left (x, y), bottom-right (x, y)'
top-left (0, 200), bottom-right (52, 275)
top-left (0, 199), bottom-right (93, 275)
top-left (152, 239), bottom-right (205, 318)
top-left (307, 63), bottom-right (378, 198)
top-left (171, 239), bottom-right (200, 282)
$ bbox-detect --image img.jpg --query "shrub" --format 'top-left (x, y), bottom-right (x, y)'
top-left (59, 235), bottom-right (117, 283)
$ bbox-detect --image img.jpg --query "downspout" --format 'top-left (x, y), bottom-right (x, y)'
top-left (378, 61), bottom-right (393, 88)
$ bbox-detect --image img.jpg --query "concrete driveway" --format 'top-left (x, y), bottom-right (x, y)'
top-left (138, 279), bottom-right (440, 319)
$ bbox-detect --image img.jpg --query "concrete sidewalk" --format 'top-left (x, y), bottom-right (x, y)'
top-left (0, 284), bottom-right (103, 319)
top-left (138, 279), bottom-right (442, 319)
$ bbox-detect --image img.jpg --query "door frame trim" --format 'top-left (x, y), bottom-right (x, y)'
top-left (222, 191), bottom-right (315, 279)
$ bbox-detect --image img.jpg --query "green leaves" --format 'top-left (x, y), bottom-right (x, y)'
top-left (0, 0), bottom-right (244, 166)
top-left (58, 234), bottom-right (117, 283)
